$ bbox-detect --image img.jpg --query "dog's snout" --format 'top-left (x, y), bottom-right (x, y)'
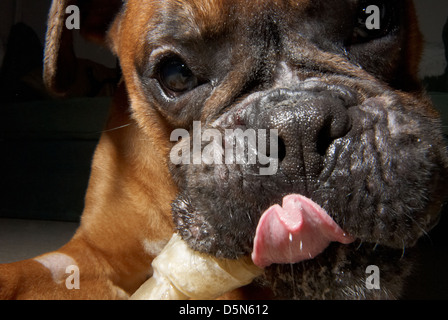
top-left (255, 88), bottom-right (352, 178)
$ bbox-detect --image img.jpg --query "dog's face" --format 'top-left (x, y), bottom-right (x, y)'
top-left (109, 0), bottom-right (448, 298)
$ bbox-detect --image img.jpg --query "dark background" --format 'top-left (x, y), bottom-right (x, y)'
top-left (0, 0), bottom-right (447, 299)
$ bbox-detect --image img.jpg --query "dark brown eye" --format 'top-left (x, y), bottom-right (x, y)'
top-left (350, 0), bottom-right (399, 44)
top-left (159, 58), bottom-right (198, 94)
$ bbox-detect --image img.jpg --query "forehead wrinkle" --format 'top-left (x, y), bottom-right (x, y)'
top-left (167, 0), bottom-right (232, 40)
top-left (153, 0), bottom-right (315, 46)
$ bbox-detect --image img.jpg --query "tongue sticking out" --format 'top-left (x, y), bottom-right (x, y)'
top-left (252, 194), bottom-right (354, 268)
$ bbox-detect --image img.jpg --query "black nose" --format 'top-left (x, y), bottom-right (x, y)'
top-left (253, 88), bottom-right (353, 179)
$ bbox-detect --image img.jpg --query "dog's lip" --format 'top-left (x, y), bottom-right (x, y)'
top-left (251, 194), bottom-right (355, 268)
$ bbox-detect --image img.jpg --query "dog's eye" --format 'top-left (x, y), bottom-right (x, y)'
top-left (159, 58), bottom-right (198, 94)
top-left (350, 0), bottom-right (399, 44)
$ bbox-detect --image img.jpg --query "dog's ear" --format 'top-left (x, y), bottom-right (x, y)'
top-left (43, 0), bottom-right (123, 95)
top-left (399, 0), bottom-right (424, 90)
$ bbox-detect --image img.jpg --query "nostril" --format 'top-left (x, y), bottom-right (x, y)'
top-left (316, 125), bottom-right (334, 157)
top-left (267, 135), bottom-right (287, 162)
top-left (277, 136), bottom-right (287, 162)
top-left (250, 88), bottom-right (353, 176)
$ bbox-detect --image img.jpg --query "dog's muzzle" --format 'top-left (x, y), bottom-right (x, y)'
top-left (172, 75), bottom-right (444, 262)
top-left (214, 81), bottom-right (356, 183)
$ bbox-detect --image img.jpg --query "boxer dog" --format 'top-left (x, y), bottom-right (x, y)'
top-left (0, 0), bottom-right (447, 300)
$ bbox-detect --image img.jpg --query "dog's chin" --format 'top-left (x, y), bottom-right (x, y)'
top-left (172, 190), bottom-right (268, 259)
top-left (171, 192), bottom-right (417, 299)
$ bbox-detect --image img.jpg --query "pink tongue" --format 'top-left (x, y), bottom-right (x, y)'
top-left (251, 194), bottom-right (354, 268)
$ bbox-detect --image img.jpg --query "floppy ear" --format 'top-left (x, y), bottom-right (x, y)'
top-left (397, 0), bottom-right (424, 90)
top-left (43, 0), bottom-right (123, 95)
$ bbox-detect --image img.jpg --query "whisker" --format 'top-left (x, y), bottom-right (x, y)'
top-left (400, 239), bottom-right (406, 259)
top-left (356, 240), bottom-right (363, 250)
top-left (246, 210), bottom-right (253, 225)
top-left (99, 123), bottom-right (132, 133)
top-left (403, 212), bottom-right (431, 240)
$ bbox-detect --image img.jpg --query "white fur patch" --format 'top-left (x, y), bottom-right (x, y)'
top-left (34, 253), bottom-right (77, 284)
top-left (142, 239), bottom-right (168, 257)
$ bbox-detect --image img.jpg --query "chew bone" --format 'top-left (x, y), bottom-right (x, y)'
top-left (130, 233), bottom-right (263, 300)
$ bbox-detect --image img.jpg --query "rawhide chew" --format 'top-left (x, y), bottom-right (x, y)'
top-left (130, 233), bottom-right (263, 300)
